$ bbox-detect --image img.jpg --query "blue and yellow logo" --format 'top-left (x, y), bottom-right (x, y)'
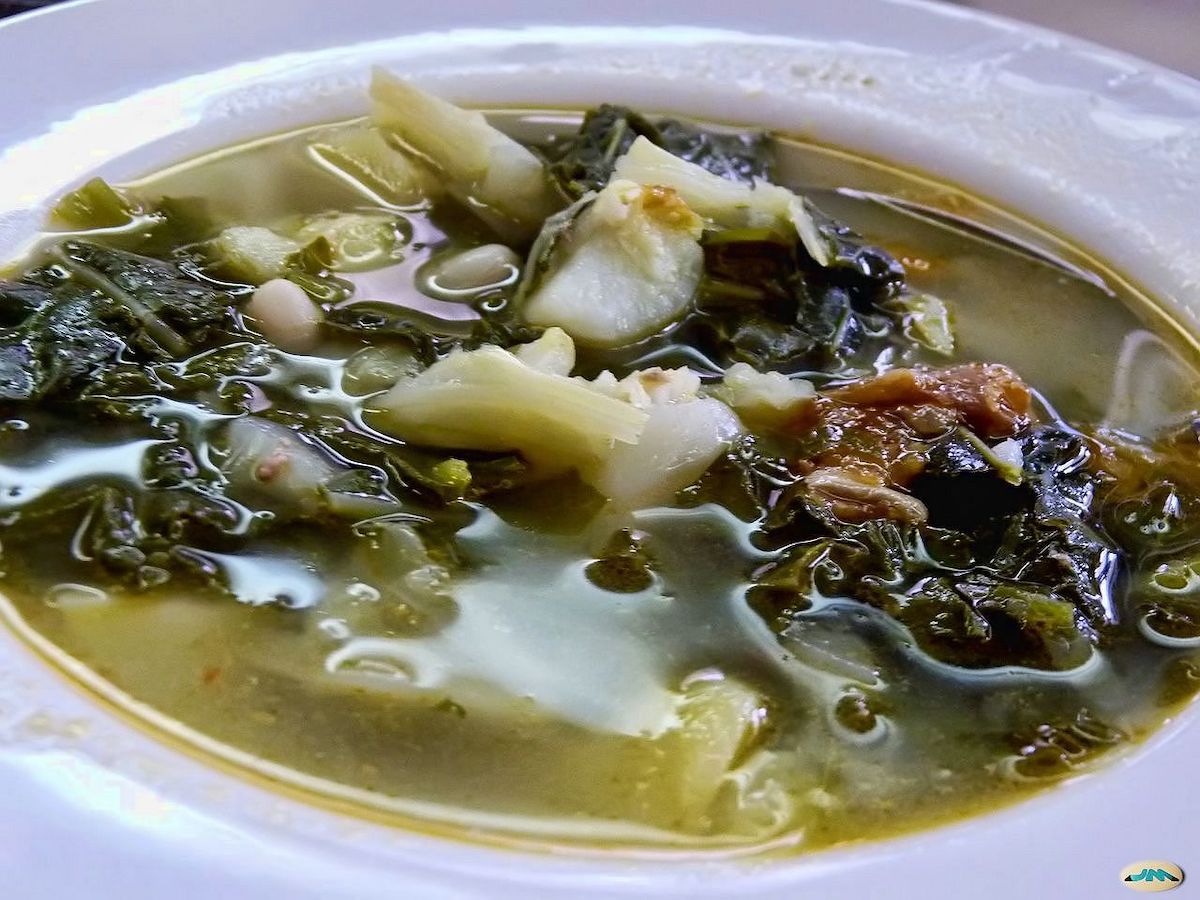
top-left (1121, 860), bottom-right (1184, 893)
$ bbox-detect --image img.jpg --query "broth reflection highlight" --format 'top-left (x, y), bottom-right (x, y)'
top-left (1, 73), bottom-right (1198, 852)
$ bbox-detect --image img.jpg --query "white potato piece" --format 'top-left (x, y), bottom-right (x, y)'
top-left (370, 68), bottom-right (559, 241)
top-left (613, 136), bottom-right (831, 266)
top-left (243, 278), bottom-right (325, 353)
top-left (512, 326), bottom-right (575, 376)
top-left (372, 334), bottom-right (740, 508)
top-left (522, 179), bottom-right (704, 347)
top-left (593, 397), bottom-right (741, 510)
top-left (213, 225), bottom-right (301, 284)
top-left (714, 362), bottom-right (814, 429)
top-left (371, 341), bottom-right (648, 472)
top-left (586, 365), bottom-right (702, 408)
top-left (662, 673), bottom-right (769, 828)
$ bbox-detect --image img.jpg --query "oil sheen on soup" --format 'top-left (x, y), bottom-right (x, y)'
top-left (1, 72), bottom-right (1199, 852)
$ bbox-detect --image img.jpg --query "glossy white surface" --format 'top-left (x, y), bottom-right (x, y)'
top-left (0, 1), bottom-right (1198, 897)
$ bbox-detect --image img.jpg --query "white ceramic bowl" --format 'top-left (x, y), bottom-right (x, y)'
top-left (1, 1), bottom-right (1198, 897)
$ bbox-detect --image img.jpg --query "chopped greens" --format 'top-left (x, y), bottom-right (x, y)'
top-left (546, 103), bottom-right (772, 198)
top-left (0, 75), bottom-right (1197, 855)
top-left (51, 177), bottom-right (140, 230)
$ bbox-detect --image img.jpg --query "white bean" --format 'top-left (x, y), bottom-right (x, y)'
top-left (424, 243), bottom-right (521, 296)
top-left (244, 278), bottom-right (324, 353)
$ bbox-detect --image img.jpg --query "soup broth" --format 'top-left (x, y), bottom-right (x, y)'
top-left (1, 83), bottom-right (1199, 853)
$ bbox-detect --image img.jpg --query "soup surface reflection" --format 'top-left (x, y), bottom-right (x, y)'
top-left (2, 81), bottom-right (1199, 853)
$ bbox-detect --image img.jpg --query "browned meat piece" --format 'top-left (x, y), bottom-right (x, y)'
top-left (794, 400), bottom-right (929, 487)
top-left (828, 363), bottom-right (1031, 438)
top-left (788, 363), bottom-right (1034, 525)
top-left (803, 467), bottom-right (929, 524)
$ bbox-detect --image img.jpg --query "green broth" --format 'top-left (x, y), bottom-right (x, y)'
top-left (1, 111), bottom-right (1199, 853)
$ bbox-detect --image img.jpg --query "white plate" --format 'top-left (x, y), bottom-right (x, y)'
top-left (1, 1), bottom-right (1198, 897)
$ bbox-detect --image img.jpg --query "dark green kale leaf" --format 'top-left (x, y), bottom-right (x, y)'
top-left (0, 284), bottom-right (127, 402)
top-left (654, 117), bottom-right (771, 185)
top-left (298, 418), bottom-right (530, 506)
top-left (986, 427), bottom-right (1120, 625)
top-left (515, 193), bottom-right (594, 302)
top-left (0, 241), bottom-right (241, 404)
top-left (546, 104), bottom-right (771, 198)
top-left (693, 224), bottom-right (900, 372)
top-left (804, 204), bottom-right (907, 304)
top-left (323, 304), bottom-right (466, 366)
top-left (79, 484), bottom-right (247, 591)
top-left (56, 240), bottom-right (235, 354)
top-left (326, 296), bottom-right (543, 364)
top-left (896, 576), bottom-right (1095, 670)
top-left (0, 280), bottom-right (54, 326)
top-left (0, 343), bottom-right (38, 401)
top-left (909, 427), bottom-right (1121, 628)
top-left (546, 105), bottom-right (649, 197)
top-left (752, 425), bottom-right (1122, 671)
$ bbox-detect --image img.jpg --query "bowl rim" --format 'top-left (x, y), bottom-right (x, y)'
top-left (1, 1), bottom-right (1198, 897)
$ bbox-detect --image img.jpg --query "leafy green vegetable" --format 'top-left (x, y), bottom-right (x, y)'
top-left (516, 193), bottom-right (595, 302)
top-left (546, 104), bottom-right (772, 198)
top-left (992, 427), bottom-right (1119, 625)
top-left (54, 240), bottom-right (236, 356)
top-left (884, 292), bottom-right (954, 356)
top-left (0, 238), bottom-right (268, 593)
top-left (547, 105), bottom-right (648, 197)
top-left (677, 434), bottom-right (801, 522)
top-left (749, 425), bottom-right (1120, 670)
top-left (692, 226), bottom-right (899, 371)
top-left (291, 211), bottom-right (408, 272)
top-left (916, 427), bottom-right (1119, 630)
top-left (79, 484), bottom-right (246, 590)
top-left (804, 204), bottom-right (906, 298)
top-left (324, 304), bottom-right (465, 364)
top-left (0, 284), bottom-right (126, 401)
top-left (899, 578), bottom-right (1093, 670)
top-left (326, 298), bottom-right (542, 363)
top-left (654, 118), bottom-right (771, 185)
top-left (0, 280), bottom-right (54, 326)
top-left (51, 178), bottom-right (139, 230)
